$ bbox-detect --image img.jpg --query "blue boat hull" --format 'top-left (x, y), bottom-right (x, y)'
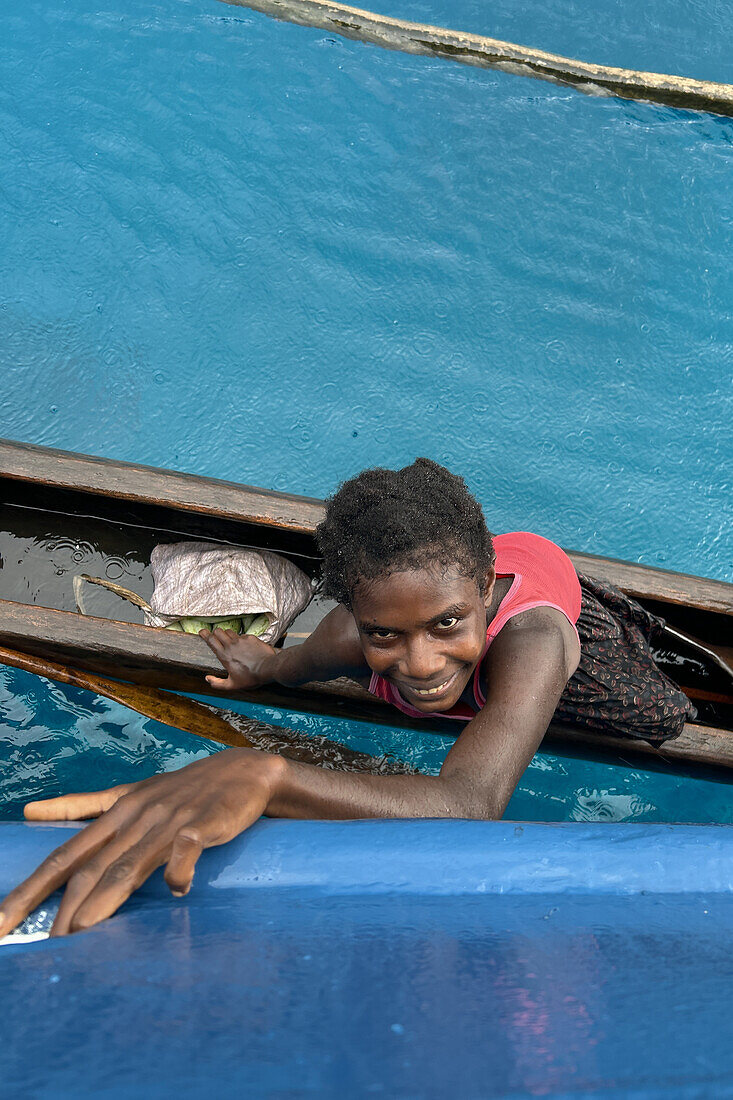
top-left (3, 820), bottom-right (733, 1097)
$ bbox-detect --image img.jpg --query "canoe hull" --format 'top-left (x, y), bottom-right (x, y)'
top-left (5, 819), bottom-right (733, 1097)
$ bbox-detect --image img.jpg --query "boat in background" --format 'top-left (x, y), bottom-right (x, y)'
top-left (1, 437), bottom-right (731, 770)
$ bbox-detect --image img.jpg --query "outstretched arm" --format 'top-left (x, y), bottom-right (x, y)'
top-left (270, 607), bottom-right (578, 821)
top-left (0, 609), bottom-right (576, 937)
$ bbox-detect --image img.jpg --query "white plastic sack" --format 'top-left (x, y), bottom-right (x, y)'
top-left (145, 541), bottom-right (314, 645)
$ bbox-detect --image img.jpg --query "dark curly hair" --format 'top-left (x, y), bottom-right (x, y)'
top-left (316, 458), bottom-right (495, 608)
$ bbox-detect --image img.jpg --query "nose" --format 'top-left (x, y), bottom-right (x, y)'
top-left (401, 636), bottom-right (445, 683)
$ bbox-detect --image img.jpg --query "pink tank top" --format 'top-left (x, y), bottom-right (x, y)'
top-left (368, 532), bottom-right (582, 722)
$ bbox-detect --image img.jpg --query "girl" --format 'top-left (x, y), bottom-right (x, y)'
top-left (0, 460), bottom-right (693, 937)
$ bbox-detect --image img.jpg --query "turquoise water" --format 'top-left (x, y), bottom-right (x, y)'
top-left (1, 0), bottom-right (731, 822)
top-left (381, 0), bottom-right (732, 82)
top-left (3, 666), bottom-right (733, 824)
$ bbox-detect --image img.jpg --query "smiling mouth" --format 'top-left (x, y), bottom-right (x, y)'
top-left (401, 670), bottom-right (460, 701)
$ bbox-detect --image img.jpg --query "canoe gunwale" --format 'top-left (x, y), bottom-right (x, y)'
top-left (0, 438), bottom-right (324, 536)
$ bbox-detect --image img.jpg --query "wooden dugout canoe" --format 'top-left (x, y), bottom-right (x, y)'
top-left (0, 438), bottom-right (731, 770)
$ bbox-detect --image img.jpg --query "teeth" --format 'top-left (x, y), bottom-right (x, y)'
top-left (414, 677), bottom-right (451, 696)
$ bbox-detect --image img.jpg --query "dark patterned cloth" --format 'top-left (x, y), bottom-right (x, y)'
top-left (554, 574), bottom-right (696, 744)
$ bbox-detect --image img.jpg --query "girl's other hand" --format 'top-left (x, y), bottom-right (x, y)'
top-left (201, 627), bottom-right (277, 691)
top-left (0, 749), bottom-right (285, 938)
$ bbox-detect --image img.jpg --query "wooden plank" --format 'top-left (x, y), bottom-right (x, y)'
top-left (1, 598), bottom-right (731, 771)
top-left (0, 597), bottom-right (386, 719)
top-left (0, 438), bottom-right (325, 534)
top-left (567, 550), bottom-right (733, 616)
top-left (546, 721), bottom-right (733, 771)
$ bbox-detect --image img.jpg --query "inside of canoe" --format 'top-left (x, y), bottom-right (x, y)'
top-left (1, 475), bottom-right (321, 578)
top-left (1, 482), bottom-right (731, 733)
top-left (0, 489), bottom-right (334, 639)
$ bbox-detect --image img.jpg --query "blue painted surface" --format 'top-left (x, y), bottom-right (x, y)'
top-left (4, 820), bottom-right (733, 1097)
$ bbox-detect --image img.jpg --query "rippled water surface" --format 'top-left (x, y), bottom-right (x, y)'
top-left (0, 0), bottom-right (731, 821)
top-left (377, 0), bottom-right (733, 82)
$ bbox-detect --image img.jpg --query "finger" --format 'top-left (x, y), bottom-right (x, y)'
top-left (0, 814), bottom-right (121, 937)
top-left (24, 784), bottom-right (133, 822)
top-left (201, 630), bottom-right (227, 658)
top-left (51, 811), bottom-right (167, 936)
top-left (64, 823), bottom-right (190, 933)
top-left (212, 627), bottom-right (243, 648)
top-left (163, 829), bottom-right (204, 896)
top-left (163, 805), bottom-right (255, 896)
top-left (204, 674), bottom-right (234, 691)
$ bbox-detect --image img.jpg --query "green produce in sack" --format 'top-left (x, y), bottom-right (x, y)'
top-left (214, 617), bottom-right (243, 633)
top-left (245, 614), bottom-right (270, 637)
top-left (169, 616), bottom-right (243, 634)
top-left (149, 542), bottom-right (313, 644)
top-left (179, 618), bottom-right (215, 635)
top-left (73, 549), bottom-right (310, 647)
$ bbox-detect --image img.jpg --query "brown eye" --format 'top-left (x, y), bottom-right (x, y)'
top-left (437, 617), bottom-right (458, 630)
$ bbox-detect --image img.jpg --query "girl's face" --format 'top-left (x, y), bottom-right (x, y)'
top-left (351, 565), bottom-right (495, 713)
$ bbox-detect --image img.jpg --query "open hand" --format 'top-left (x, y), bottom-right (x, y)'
top-left (201, 627), bottom-right (278, 691)
top-left (0, 748), bottom-right (284, 937)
